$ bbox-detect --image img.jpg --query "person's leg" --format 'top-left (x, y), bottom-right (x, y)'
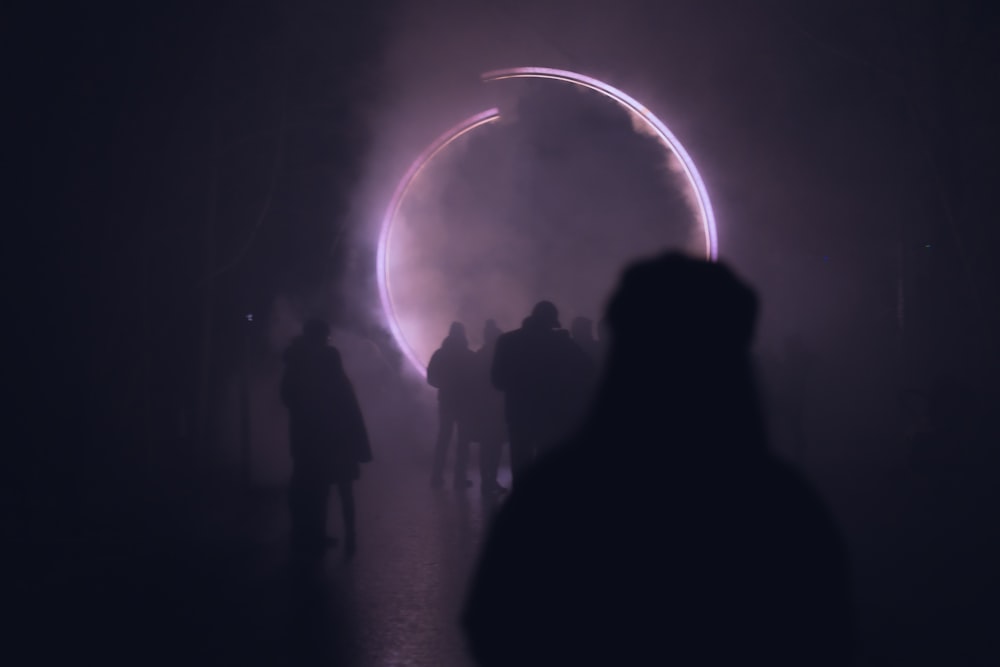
top-left (288, 468), bottom-right (309, 550)
top-left (479, 437), bottom-right (502, 494)
top-left (336, 482), bottom-right (356, 556)
top-left (314, 481), bottom-right (331, 544)
top-left (507, 424), bottom-right (534, 488)
top-left (431, 402), bottom-right (455, 486)
top-left (289, 467), bottom-right (332, 551)
top-left (454, 421), bottom-right (471, 488)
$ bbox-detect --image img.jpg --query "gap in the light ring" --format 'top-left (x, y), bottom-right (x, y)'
top-left (381, 70), bottom-right (717, 375)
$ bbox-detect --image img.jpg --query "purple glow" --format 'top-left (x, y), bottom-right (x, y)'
top-left (377, 108), bottom-right (501, 375)
top-left (481, 67), bottom-right (718, 261)
top-left (378, 68), bottom-right (719, 377)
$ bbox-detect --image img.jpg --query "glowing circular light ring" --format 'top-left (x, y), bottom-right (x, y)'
top-left (378, 68), bottom-right (718, 376)
top-left (377, 108), bottom-right (501, 375)
top-left (481, 67), bottom-right (717, 260)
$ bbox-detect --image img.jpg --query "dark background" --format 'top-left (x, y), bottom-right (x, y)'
top-left (8, 0), bottom-right (1000, 664)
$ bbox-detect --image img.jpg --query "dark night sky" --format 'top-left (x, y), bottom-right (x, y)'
top-left (9, 0), bottom-right (1000, 634)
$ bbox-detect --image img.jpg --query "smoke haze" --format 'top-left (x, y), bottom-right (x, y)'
top-left (14, 0), bottom-right (1000, 664)
top-left (388, 80), bottom-right (698, 364)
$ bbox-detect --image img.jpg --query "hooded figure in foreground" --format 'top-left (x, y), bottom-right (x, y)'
top-left (281, 319), bottom-right (372, 558)
top-left (462, 253), bottom-right (854, 666)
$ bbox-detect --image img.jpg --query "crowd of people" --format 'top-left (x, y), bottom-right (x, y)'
top-left (426, 304), bottom-right (603, 496)
top-left (277, 252), bottom-right (855, 665)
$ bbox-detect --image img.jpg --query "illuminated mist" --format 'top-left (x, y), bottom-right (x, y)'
top-left (385, 77), bottom-right (702, 369)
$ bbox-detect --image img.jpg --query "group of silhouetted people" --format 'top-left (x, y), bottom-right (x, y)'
top-left (278, 251), bottom-right (854, 665)
top-left (426, 320), bottom-right (508, 494)
top-left (426, 304), bottom-right (603, 496)
top-left (280, 319), bottom-right (371, 559)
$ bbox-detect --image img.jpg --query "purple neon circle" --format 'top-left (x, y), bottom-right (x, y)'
top-left (378, 68), bottom-right (718, 376)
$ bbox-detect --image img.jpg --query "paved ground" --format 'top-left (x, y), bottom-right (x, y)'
top-left (10, 427), bottom-right (999, 666)
top-left (9, 445), bottom-right (508, 667)
top-left (232, 454), bottom-right (510, 667)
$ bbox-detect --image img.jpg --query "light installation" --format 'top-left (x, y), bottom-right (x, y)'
top-left (377, 67), bottom-right (717, 375)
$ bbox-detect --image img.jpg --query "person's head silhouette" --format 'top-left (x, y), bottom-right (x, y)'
top-left (446, 321), bottom-right (469, 349)
top-left (528, 301), bottom-right (560, 329)
top-left (595, 252), bottom-right (763, 452)
top-left (607, 253), bottom-right (756, 360)
top-left (302, 318), bottom-right (331, 345)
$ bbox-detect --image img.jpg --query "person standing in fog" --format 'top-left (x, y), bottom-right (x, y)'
top-left (427, 322), bottom-right (477, 489)
top-left (281, 319), bottom-right (372, 559)
top-left (463, 254), bottom-right (854, 667)
top-left (471, 319), bottom-right (508, 498)
top-left (491, 301), bottom-right (595, 486)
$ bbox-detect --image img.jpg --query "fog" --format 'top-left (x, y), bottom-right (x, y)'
top-left (197, 0), bottom-right (997, 577)
top-left (17, 0), bottom-right (999, 664)
top-left (204, 0), bottom-right (997, 479)
top-left (387, 80), bottom-right (700, 365)
top-left (334, 0), bottom-right (907, 452)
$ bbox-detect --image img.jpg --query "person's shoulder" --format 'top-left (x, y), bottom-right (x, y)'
top-left (754, 456), bottom-right (842, 533)
top-left (317, 344), bottom-right (343, 367)
top-left (495, 328), bottom-right (521, 347)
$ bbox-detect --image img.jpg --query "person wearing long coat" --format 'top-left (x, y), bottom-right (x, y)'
top-left (427, 322), bottom-right (477, 489)
top-left (281, 319), bottom-right (372, 557)
top-left (491, 302), bottom-right (596, 486)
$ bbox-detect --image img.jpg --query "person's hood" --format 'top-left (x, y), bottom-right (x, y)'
top-left (442, 333), bottom-right (469, 351)
top-left (283, 335), bottom-right (326, 365)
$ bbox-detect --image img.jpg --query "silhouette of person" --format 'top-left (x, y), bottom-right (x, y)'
top-left (595, 314), bottom-right (612, 366)
top-left (779, 333), bottom-right (813, 463)
top-left (427, 322), bottom-right (477, 489)
top-left (281, 319), bottom-right (372, 559)
top-left (570, 316), bottom-right (601, 365)
top-left (470, 319), bottom-right (508, 498)
top-left (491, 301), bottom-right (596, 486)
top-left (909, 371), bottom-right (973, 470)
top-left (463, 253), bottom-right (854, 667)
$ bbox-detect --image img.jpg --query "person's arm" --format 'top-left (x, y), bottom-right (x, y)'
top-left (328, 347), bottom-right (373, 463)
top-left (427, 350), bottom-right (443, 389)
top-left (344, 378), bottom-right (373, 463)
